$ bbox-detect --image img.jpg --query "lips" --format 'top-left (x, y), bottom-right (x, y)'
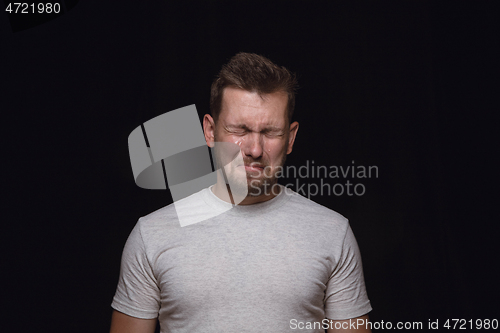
top-left (238, 163), bottom-right (265, 168)
top-left (237, 164), bottom-right (265, 173)
top-left (247, 164), bottom-right (264, 168)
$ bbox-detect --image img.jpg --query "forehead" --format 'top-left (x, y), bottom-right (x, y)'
top-left (219, 86), bottom-right (288, 126)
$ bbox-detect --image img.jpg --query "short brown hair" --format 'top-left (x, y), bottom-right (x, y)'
top-left (210, 52), bottom-right (298, 124)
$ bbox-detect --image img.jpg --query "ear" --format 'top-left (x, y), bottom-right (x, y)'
top-left (203, 114), bottom-right (216, 148)
top-left (286, 121), bottom-right (299, 154)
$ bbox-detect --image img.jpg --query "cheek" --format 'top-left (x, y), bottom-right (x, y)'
top-left (265, 141), bottom-right (287, 162)
top-left (233, 137), bottom-right (246, 147)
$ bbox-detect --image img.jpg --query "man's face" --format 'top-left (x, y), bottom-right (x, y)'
top-left (210, 86), bottom-right (298, 197)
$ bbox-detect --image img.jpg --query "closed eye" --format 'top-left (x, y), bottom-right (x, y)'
top-left (229, 130), bottom-right (246, 135)
top-left (263, 130), bottom-right (285, 137)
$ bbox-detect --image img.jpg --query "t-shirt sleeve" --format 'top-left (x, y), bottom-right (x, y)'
top-left (324, 223), bottom-right (372, 320)
top-left (111, 220), bottom-right (160, 319)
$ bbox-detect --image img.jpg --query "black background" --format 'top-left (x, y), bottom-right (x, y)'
top-left (2, 1), bottom-right (499, 332)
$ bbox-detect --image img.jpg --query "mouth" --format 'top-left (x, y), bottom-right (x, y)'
top-left (237, 164), bottom-right (265, 172)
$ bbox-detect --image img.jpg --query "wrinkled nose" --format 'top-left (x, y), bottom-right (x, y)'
top-left (241, 132), bottom-right (263, 159)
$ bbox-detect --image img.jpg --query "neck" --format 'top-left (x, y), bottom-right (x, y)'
top-left (211, 175), bottom-right (280, 205)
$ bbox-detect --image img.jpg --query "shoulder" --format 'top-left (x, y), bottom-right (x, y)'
top-left (138, 201), bottom-right (179, 229)
top-left (283, 187), bottom-right (349, 227)
top-left (278, 187), bottom-right (350, 239)
top-left (136, 187), bottom-right (208, 234)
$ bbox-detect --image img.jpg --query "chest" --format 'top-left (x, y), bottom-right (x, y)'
top-left (154, 229), bottom-right (332, 312)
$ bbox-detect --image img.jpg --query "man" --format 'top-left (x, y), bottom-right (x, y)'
top-left (110, 53), bottom-right (372, 332)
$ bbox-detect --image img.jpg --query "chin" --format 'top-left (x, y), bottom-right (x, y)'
top-left (247, 178), bottom-right (277, 197)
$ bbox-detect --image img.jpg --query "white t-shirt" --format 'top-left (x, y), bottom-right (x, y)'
top-left (112, 185), bottom-right (372, 332)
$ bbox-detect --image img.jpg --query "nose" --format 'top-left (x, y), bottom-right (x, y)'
top-left (241, 132), bottom-right (263, 159)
